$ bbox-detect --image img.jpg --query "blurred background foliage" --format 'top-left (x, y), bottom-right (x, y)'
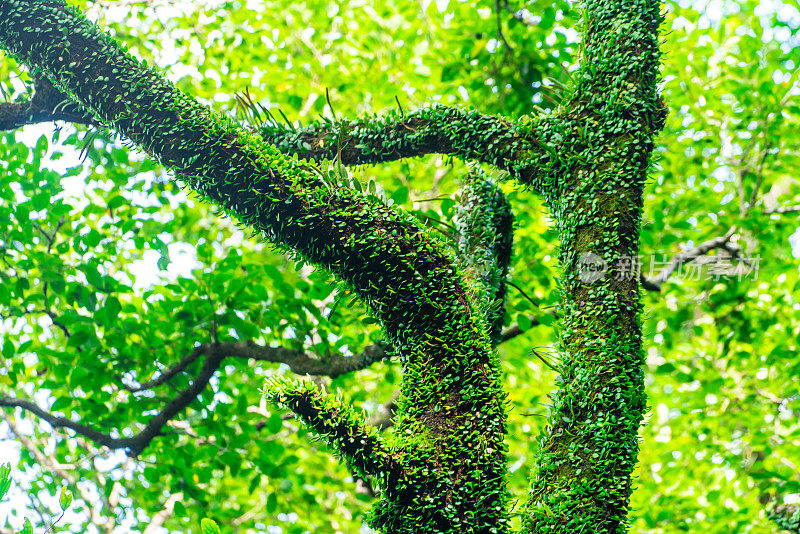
top-left (0, 0), bottom-right (798, 532)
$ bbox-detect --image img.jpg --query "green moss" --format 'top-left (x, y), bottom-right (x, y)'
top-left (767, 502), bottom-right (800, 533)
top-left (258, 104), bottom-right (555, 194)
top-left (520, 0), bottom-right (663, 532)
top-left (454, 169), bottom-right (514, 345)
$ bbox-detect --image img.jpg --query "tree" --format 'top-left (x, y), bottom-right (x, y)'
top-left (0, 0), bottom-right (798, 533)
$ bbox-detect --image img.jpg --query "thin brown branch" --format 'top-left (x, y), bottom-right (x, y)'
top-left (142, 492), bottom-right (183, 534)
top-left (235, 340), bottom-right (391, 378)
top-left (494, 0), bottom-right (514, 52)
top-left (763, 204), bottom-right (800, 215)
top-left (500, 0), bottom-right (538, 26)
top-left (42, 309), bottom-right (71, 338)
top-left (499, 323), bottom-right (524, 343)
top-left (1, 414), bottom-right (116, 533)
top-left (745, 144), bottom-right (771, 215)
top-left (506, 280), bottom-right (540, 309)
top-left (642, 226), bottom-right (739, 292)
top-left (119, 346), bottom-right (204, 392)
top-left (1, 344), bottom-right (225, 456)
top-left (122, 340), bottom-right (391, 394)
top-left (2, 336), bottom-right (390, 456)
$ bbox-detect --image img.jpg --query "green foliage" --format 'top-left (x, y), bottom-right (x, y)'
top-left (0, 464), bottom-right (11, 503)
top-left (1, 463), bottom-right (71, 533)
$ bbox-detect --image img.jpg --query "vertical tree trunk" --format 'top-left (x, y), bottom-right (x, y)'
top-left (521, 0), bottom-right (665, 531)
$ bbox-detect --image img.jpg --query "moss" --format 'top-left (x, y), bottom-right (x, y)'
top-left (454, 169), bottom-right (514, 346)
top-left (520, 0), bottom-right (663, 532)
top-left (767, 502), bottom-right (800, 533)
top-left (258, 104), bottom-right (556, 193)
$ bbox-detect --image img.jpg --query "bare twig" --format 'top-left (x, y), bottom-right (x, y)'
top-left (494, 0), bottom-right (514, 52)
top-left (506, 280), bottom-right (540, 308)
top-left (745, 144), bottom-right (771, 214)
top-left (142, 492), bottom-right (183, 534)
top-left (119, 346), bottom-right (204, 392)
top-left (500, 0), bottom-right (538, 26)
top-left (1, 414), bottom-right (117, 533)
top-left (641, 226), bottom-right (740, 292)
top-left (1, 345), bottom-right (226, 456)
top-left (763, 204), bottom-right (800, 215)
top-left (122, 340), bottom-right (392, 394)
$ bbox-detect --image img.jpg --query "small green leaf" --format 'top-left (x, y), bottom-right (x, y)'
top-left (390, 186), bottom-right (409, 205)
top-left (2, 339), bottom-right (15, 359)
top-left (157, 252), bottom-right (170, 271)
top-left (0, 463), bottom-right (11, 501)
top-left (59, 487), bottom-right (73, 510)
top-left (266, 492), bottom-right (278, 514)
top-left (201, 518), bottom-right (221, 534)
top-left (173, 500), bottom-right (187, 516)
top-left (105, 296), bottom-right (122, 322)
top-left (267, 413), bottom-right (283, 434)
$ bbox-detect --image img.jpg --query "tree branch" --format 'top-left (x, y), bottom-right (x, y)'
top-left (455, 169), bottom-right (514, 345)
top-left (257, 105), bottom-right (553, 191)
top-left (1, 344), bottom-right (224, 456)
top-left (500, 0), bottom-right (538, 26)
top-left (230, 339), bottom-right (391, 378)
top-left (744, 143), bottom-right (771, 216)
top-left (122, 340), bottom-right (391, 393)
top-left (642, 226), bottom-right (738, 292)
top-left (494, 0), bottom-right (514, 52)
top-left (0, 77), bottom-right (96, 131)
top-left (763, 204), bottom-right (800, 215)
top-left (520, 0), bottom-right (664, 530)
top-left (264, 378), bottom-right (406, 490)
top-left (142, 492), bottom-right (183, 534)
top-left (119, 345), bottom-right (204, 392)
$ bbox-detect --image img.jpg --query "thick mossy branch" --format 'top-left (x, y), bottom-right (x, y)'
top-left (0, 2), bottom-right (509, 532)
top-left (263, 378), bottom-right (405, 487)
top-left (520, 0), bottom-right (664, 532)
top-left (454, 169), bottom-right (514, 346)
top-left (259, 106), bottom-right (554, 193)
top-left (767, 502), bottom-right (800, 533)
